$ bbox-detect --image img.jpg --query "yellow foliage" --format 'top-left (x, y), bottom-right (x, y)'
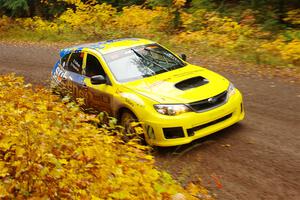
top-left (281, 39), bottom-right (300, 62)
top-left (186, 182), bottom-right (213, 199)
top-left (16, 17), bottom-right (59, 34)
top-left (284, 9), bottom-right (300, 25)
top-left (57, 2), bottom-right (171, 38)
top-left (173, 0), bottom-right (186, 8)
top-left (172, 11), bottom-right (252, 49)
top-left (58, 1), bottom-right (116, 36)
top-left (0, 74), bottom-right (205, 199)
top-left (0, 16), bottom-right (12, 31)
top-left (261, 32), bottom-right (300, 64)
top-left (113, 6), bottom-right (172, 37)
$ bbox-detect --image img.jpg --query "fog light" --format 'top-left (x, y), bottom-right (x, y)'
top-left (163, 127), bottom-right (185, 139)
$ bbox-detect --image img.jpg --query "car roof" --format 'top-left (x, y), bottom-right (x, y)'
top-left (59, 38), bottom-right (154, 58)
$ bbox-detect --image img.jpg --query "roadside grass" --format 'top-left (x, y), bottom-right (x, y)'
top-left (168, 38), bottom-right (293, 68)
top-left (0, 27), bottom-right (293, 69)
top-left (0, 27), bottom-right (88, 43)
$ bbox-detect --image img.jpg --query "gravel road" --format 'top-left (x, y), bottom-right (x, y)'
top-left (0, 42), bottom-right (299, 200)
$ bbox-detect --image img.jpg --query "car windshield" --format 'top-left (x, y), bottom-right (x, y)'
top-left (103, 44), bottom-right (186, 83)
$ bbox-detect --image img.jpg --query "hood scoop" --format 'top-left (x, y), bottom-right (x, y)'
top-left (175, 76), bottom-right (209, 91)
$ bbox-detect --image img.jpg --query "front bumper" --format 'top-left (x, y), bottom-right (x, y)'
top-left (143, 89), bottom-right (244, 146)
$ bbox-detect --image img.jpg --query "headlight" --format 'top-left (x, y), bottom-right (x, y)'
top-left (154, 104), bottom-right (191, 116)
top-left (228, 82), bottom-right (236, 97)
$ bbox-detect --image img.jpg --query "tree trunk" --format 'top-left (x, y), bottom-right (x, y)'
top-left (28, 0), bottom-right (43, 17)
top-left (278, 0), bottom-right (285, 24)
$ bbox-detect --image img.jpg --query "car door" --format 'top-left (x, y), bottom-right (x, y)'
top-left (82, 52), bottom-right (114, 115)
top-left (64, 51), bottom-right (88, 100)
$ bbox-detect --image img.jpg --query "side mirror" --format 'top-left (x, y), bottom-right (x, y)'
top-left (91, 75), bottom-right (106, 85)
top-left (180, 54), bottom-right (187, 61)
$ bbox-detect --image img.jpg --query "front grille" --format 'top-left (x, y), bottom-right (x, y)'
top-left (188, 90), bottom-right (228, 112)
top-left (163, 127), bottom-right (185, 139)
top-left (187, 113), bottom-right (232, 136)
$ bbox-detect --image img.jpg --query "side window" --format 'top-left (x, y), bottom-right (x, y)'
top-left (85, 54), bottom-right (105, 77)
top-left (67, 52), bottom-right (84, 74)
top-left (60, 53), bottom-right (70, 69)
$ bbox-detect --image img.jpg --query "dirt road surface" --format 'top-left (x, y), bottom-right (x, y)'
top-left (0, 42), bottom-right (299, 200)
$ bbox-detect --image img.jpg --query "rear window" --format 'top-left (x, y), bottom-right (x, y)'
top-left (67, 52), bottom-right (84, 74)
top-left (60, 53), bottom-right (70, 68)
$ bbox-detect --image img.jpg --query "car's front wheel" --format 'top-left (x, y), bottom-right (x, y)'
top-left (120, 110), bottom-right (145, 144)
top-left (120, 110), bottom-right (136, 126)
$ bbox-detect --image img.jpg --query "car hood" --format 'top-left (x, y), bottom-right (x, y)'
top-left (123, 64), bottom-right (230, 104)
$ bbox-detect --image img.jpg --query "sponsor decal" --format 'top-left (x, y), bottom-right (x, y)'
top-left (53, 65), bottom-right (67, 82)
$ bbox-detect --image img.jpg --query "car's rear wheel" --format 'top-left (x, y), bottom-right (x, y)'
top-left (50, 79), bottom-right (62, 95)
top-left (50, 79), bottom-right (57, 93)
top-left (120, 110), bottom-right (145, 144)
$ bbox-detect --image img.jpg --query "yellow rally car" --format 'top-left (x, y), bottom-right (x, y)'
top-left (51, 38), bottom-right (244, 146)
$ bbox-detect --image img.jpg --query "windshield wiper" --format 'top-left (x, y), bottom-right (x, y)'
top-left (130, 49), bottom-right (156, 76)
top-left (131, 48), bottom-right (169, 72)
top-left (144, 47), bottom-right (184, 67)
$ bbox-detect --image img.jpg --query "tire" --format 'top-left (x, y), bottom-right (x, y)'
top-left (120, 111), bottom-right (137, 129)
top-left (50, 78), bottom-right (61, 95)
top-left (120, 110), bottom-right (145, 144)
